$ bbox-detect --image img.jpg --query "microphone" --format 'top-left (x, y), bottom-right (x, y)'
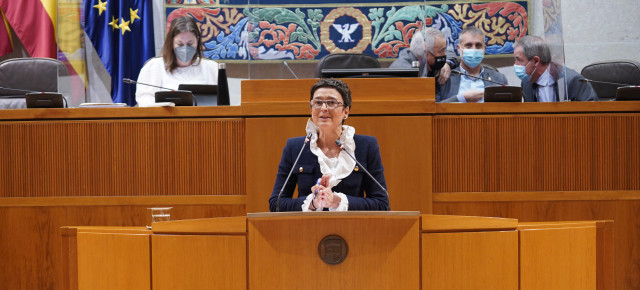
top-left (0, 86), bottom-right (67, 108)
top-left (579, 78), bottom-right (638, 87)
top-left (0, 86), bottom-right (39, 95)
top-left (452, 70), bottom-right (507, 86)
top-left (275, 132), bottom-right (313, 212)
top-left (282, 60), bottom-right (299, 79)
top-left (123, 78), bottom-right (174, 91)
top-left (124, 78), bottom-right (197, 106)
top-left (335, 140), bottom-right (390, 211)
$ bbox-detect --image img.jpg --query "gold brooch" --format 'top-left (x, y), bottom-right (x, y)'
top-left (354, 166), bottom-right (359, 172)
top-left (298, 167), bottom-right (303, 173)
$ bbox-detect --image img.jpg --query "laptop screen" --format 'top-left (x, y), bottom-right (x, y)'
top-left (178, 84), bottom-right (224, 106)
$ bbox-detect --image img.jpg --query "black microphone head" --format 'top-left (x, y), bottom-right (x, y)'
top-left (123, 78), bottom-right (134, 84)
top-left (305, 132), bottom-right (312, 142)
top-left (451, 70), bottom-right (462, 75)
top-left (579, 78), bottom-right (589, 83)
top-left (335, 140), bottom-right (343, 147)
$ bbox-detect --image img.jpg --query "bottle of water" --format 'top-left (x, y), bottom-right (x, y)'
top-left (217, 63), bottom-right (230, 106)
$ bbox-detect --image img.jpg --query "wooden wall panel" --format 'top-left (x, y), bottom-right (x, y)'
top-left (433, 114), bottom-right (640, 193)
top-left (77, 232), bottom-right (151, 290)
top-left (422, 231), bottom-right (518, 290)
top-left (520, 226), bottom-right (597, 290)
top-left (433, 200), bottom-right (640, 290)
top-left (0, 204), bottom-right (245, 290)
top-left (0, 118), bottom-right (245, 197)
top-left (152, 235), bottom-right (247, 290)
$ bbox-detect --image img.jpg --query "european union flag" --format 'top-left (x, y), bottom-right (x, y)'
top-left (84, 0), bottom-right (154, 106)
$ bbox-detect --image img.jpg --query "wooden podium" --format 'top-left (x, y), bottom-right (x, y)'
top-left (61, 213), bottom-right (612, 290)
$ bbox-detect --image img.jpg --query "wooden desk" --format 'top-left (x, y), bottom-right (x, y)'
top-left (2, 78), bottom-right (637, 289)
top-left (60, 214), bottom-right (613, 290)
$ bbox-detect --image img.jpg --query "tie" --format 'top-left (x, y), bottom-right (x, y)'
top-left (531, 83), bottom-right (539, 102)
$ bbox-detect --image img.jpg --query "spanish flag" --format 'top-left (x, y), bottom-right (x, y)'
top-left (0, 0), bottom-right (57, 58)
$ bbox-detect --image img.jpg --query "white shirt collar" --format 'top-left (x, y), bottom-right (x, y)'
top-left (305, 119), bottom-right (356, 187)
top-left (536, 66), bottom-right (555, 87)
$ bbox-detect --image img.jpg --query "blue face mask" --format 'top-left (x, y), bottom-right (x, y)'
top-left (462, 49), bottom-right (484, 68)
top-left (513, 61), bottom-right (531, 80)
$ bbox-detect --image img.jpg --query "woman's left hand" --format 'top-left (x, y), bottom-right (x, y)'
top-left (318, 187), bottom-right (341, 209)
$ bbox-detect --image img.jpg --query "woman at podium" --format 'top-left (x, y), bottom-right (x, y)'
top-left (269, 79), bottom-right (390, 212)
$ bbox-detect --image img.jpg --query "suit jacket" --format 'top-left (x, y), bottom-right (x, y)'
top-left (269, 134), bottom-right (390, 212)
top-left (521, 66), bottom-right (598, 102)
top-left (439, 66), bottom-right (508, 102)
top-left (390, 48), bottom-right (460, 100)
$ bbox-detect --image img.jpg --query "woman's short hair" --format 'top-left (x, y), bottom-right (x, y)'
top-left (310, 78), bottom-right (352, 109)
top-left (162, 16), bottom-right (203, 73)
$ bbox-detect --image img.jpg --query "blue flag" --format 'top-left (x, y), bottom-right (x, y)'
top-left (84, 0), bottom-right (155, 106)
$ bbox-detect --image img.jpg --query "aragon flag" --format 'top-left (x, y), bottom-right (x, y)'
top-left (84, 0), bottom-right (154, 106)
top-left (0, 0), bottom-right (57, 58)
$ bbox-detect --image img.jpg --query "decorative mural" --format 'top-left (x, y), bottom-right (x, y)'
top-left (165, 1), bottom-right (529, 61)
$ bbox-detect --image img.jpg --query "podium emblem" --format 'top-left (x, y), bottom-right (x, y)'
top-left (318, 235), bottom-right (349, 265)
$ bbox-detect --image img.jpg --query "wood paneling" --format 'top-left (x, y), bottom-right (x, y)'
top-left (422, 231), bottom-right (518, 290)
top-left (152, 235), bottom-right (247, 290)
top-left (0, 118), bottom-right (245, 197)
top-left (519, 226), bottom-right (596, 290)
top-left (433, 114), bottom-right (640, 192)
top-left (434, 200), bottom-right (640, 290)
top-left (77, 232), bottom-right (151, 290)
top-left (0, 204), bottom-right (245, 290)
top-left (245, 116), bottom-right (432, 213)
top-left (247, 214), bottom-right (420, 289)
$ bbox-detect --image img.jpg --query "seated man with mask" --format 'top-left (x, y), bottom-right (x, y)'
top-left (390, 28), bottom-right (458, 98)
top-left (439, 26), bottom-right (507, 103)
top-left (513, 35), bottom-right (597, 102)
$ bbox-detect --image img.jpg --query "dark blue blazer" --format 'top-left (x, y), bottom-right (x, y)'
top-left (269, 134), bottom-right (390, 212)
top-left (521, 66), bottom-right (598, 102)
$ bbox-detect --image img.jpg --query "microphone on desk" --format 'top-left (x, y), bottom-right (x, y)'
top-left (275, 132), bottom-right (313, 212)
top-left (451, 70), bottom-right (507, 86)
top-left (0, 86), bottom-right (67, 108)
top-left (123, 78), bottom-right (198, 106)
top-left (282, 60), bottom-right (299, 79)
top-left (122, 78), bottom-right (175, 91)
top-left (335, 140), bottom-right (390, 211)
top-left (579, 78), bottom-right (638, 87)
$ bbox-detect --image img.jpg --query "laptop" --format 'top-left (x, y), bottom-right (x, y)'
top-left (154, 90), bottom-right (194, 106)
top-left (615, 86), bottom-right (640, 101)
top-left (178, 84), bottom-right (225, 106)
top-left (484, 86), bottom-right (523, 102)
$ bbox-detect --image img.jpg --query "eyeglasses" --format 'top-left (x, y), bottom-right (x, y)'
top-left (310, 99), bottom-right (344, 109)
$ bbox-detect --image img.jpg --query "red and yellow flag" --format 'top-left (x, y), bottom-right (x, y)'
top-left (0, 0), bottom-right (57, 58)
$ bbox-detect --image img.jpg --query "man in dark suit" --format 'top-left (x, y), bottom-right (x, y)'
top-left (390, 28), bottom-right (459, 97)
top-left (439, 26), bottom-right (508, 103)
top-left (513, 35), bottom-right (598, 102)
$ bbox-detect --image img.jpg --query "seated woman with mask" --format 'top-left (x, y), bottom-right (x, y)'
top-left (269, 78), bottom-right (390, 212)
top-left (135, 16), bottom-right (218, 107)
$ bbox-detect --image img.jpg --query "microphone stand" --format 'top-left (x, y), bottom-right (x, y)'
top-left (451, 70), bottom-right (507, 86)
top-left (335, 140), bottom-right (390, 211)
top-left (275, 133), bottom-right (312, 212)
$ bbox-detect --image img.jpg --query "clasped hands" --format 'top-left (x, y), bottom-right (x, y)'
top-left (309, 174), bottom-right (341, 210)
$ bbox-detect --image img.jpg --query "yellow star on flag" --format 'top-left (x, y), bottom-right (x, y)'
top-left (130, 8), bottom-right (140, 23)
top-left (119, 18), bottom-right (131, 35)
top-left (93, 0), bottom-right (107, 16)
top-left (109, 17), bottom-right (119, 31)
